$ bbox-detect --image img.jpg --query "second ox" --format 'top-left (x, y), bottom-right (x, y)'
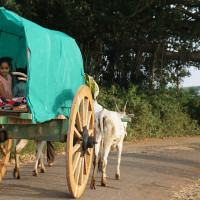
top-left (90, 101), bottom-right (134, 189)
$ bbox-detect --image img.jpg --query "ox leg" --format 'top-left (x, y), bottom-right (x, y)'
top-left (90, 154), bottom-right (98, 189)
top-left (39, 141), bottom-right (46, 173)
top-left (90, 127), bottom-right (102, 189)
top-left (13, 139), bottom-right (29, 179)
top-left (101, 142), bottom-right (112, 187)
top-left (33, 141), bottom-right (46, 176)
top-left (90, 141), bottom-right (101, 189)
top-left (115, 142), bottom-right (123, 180)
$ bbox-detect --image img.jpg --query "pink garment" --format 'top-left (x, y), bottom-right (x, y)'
top-left (0, 74), bottom-right (12, 96)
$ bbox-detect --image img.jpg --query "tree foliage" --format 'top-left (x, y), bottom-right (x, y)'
top-left (1, 1), bottom-right (200, 139)
top-left (1, 0), bottom-right (200, 90)
top-left (98, 85), bottom-right (199, 140)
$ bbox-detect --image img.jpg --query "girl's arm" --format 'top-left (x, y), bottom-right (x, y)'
top-left (0, 82), bottom-right (14, 99)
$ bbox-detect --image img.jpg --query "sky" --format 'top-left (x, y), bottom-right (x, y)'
top-left (181, 66), bottom-right (200, 88)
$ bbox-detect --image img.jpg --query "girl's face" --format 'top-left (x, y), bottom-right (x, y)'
top-left (0, 62), bottom-right (10, 78)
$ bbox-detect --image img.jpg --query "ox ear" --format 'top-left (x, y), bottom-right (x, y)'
top-left (124, 114), bottom-right (134, 118)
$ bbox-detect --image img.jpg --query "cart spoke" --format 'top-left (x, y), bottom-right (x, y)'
top-left (76, 110), bottom-right (83, 132)
top-left (73, 152), bottom-right (81, 174)
top-left (74, 127), bottom-right (82, 139)
top-left (80, 98), bottom-right (85, 126)
top-left (79, 157), bottom-right (84, 185)
top-left (0, 143), bottom-right (6, 156)
top-left (84, 154), bottom-right (87, 175)
top-left (87, 111), bottom-right (92, 129)
top-left (75, 156), bottom-right (82, 185)
top-left (84, 99), bottom-right (89, 127)
top-left (72, 143), bottom-right (81, 155)
top-left (87, 148), bottom-right (92, 155)
top-left (88, 129), bottom-right (93, 136)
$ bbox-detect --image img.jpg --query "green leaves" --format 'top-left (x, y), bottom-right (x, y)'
top-left (99, 85), bottom-right (200, 140)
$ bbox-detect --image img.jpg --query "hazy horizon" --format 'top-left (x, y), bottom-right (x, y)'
top-left (181, 66), bottom-right (200, 88)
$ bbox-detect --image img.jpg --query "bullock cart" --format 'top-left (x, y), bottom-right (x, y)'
top-left (0, 7), bottom-right (94, 198)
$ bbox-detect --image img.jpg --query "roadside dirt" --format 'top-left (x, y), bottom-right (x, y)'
top-left (124, 136), bottom-right (200, 200)
top-left (172, 178), bottom-right (200, 200)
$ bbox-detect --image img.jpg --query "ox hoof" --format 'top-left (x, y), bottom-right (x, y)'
top-left (13, 171), bottom-right (17, 178)
top-left (101, 179), bottom-right (107, 187)
top-left (15, 173), bottom-right (21, 179)
top-left (33, 170), bottom-right (39, 177)
top-left (13, 170), bottom-right (21, 179)
top-left (90, 179), bottom-right (96, 189)
top-left (115, 173), bottom-right (120, 180)
top-left (17, 174), bottom-right (21, 179)
top-left (40, 168), bottom-right (46, 173)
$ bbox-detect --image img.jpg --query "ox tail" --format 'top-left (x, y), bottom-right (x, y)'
top-left (99, 109), bottom-right (106, 133)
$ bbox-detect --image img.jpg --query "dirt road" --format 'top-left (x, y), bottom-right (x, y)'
top-left (1, 136), bottom-right (200, 200)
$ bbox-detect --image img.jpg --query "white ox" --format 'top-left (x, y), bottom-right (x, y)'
top-left (90, 101), bottom-right (134, 189)
top-left (13, 139), bottom-right (46, 178)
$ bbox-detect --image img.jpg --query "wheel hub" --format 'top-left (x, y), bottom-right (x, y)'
top-left (81, 126), bottom-right (94, 156)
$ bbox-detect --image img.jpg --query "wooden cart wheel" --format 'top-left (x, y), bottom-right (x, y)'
top-left (66, 85), bottom-right (95, 198)
top-left (0, 139), bottom-right (12, 182)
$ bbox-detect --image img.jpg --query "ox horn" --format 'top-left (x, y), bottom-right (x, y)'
top-left (123, 101), bottom-right (128, 113)
top-left (114, 99), bottom-right (120, 112)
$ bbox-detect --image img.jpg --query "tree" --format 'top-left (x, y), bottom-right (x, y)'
top-left (1, 0), bottom-right (200, 89)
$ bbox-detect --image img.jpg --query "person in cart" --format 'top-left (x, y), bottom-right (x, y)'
top-left (0, 57), bottom-right (26, 109)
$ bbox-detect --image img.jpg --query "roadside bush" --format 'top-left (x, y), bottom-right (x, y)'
top-left (98, 85), bottom-right (200, 141)
top-left (181, 90), bottom-right (200, 125)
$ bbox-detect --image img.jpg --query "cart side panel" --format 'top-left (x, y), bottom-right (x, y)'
top-left (6, 119), bottom-right (68, 142)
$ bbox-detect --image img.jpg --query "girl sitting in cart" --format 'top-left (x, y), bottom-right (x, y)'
top-left (0, 57), bottom-right (26, 109)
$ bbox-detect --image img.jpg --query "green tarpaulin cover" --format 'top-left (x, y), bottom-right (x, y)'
top-left (0, 7), bottom-right (85, 123)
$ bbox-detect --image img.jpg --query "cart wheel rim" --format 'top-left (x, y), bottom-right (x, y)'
top-left (0, 139), bottom-right (12, 182)
top-left (66, 85), bottom-right (94, 198)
